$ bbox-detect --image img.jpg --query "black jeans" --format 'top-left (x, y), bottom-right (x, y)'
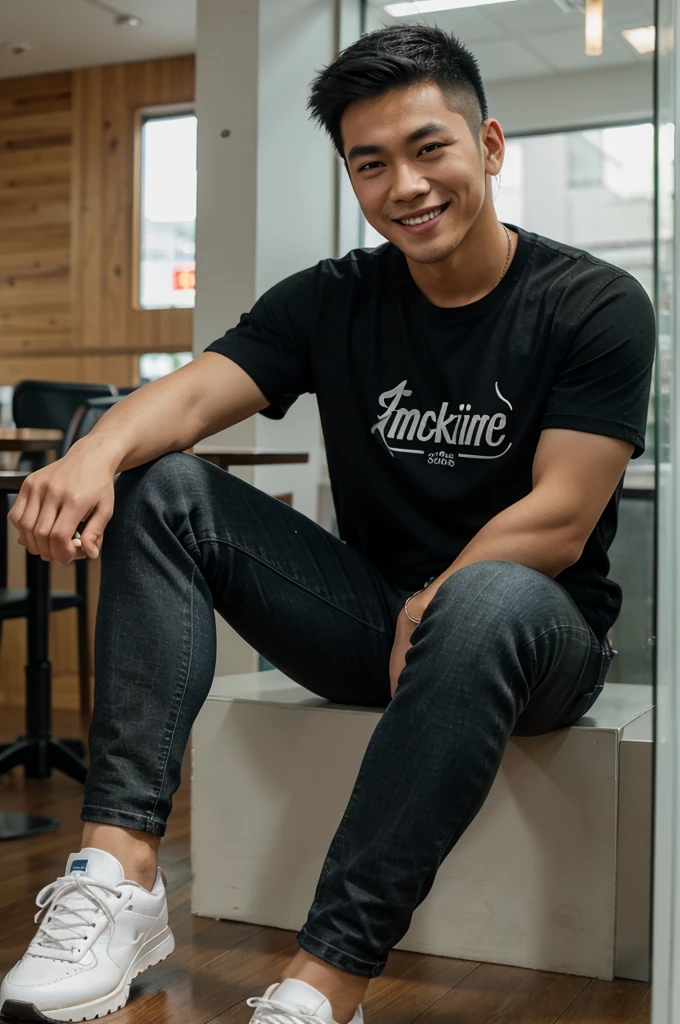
top-left (83, 452), bottom-right (615, 978)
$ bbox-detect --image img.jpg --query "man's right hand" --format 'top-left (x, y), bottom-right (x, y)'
top-left (7, 442), bottom-right (116, 565)
top-left (4, 353), bottom-right (272, 567)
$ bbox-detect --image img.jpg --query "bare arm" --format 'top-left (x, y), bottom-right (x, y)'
top-left (79, 352), bottom-right (270, 474)
top-left (388, 428), bottom-right (634, 696)
top-left (8, 352), bottom-right (270, 565)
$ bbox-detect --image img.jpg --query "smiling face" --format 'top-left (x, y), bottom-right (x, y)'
top-left (342, 81), bottom-right (505, 265)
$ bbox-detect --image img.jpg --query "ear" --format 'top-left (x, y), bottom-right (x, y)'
top-left (482, 119), bottom-right (505, 177)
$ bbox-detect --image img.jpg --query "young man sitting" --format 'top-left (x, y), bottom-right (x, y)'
top-left (2, 23), bottom-right (655, 1024)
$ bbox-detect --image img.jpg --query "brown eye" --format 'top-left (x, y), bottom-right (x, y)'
top-left (419, 143), bottom-right (443, 156)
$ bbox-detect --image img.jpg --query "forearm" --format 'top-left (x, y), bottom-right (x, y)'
top-left (69, 370), bottom-right (203, 475)
top-left (411, 492), bottom-right (582, 617)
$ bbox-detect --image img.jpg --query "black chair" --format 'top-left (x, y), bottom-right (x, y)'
top-left (12, 380), bottom-right (119, 474)
top-left (1, 388), bottom-right (123, 729)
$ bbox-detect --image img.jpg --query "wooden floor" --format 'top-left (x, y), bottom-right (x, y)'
top-left (0, 709), bottom-right (651, 1024)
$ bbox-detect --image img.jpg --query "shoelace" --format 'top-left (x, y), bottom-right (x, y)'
top-left (33, 874), bottom-right (122, 953)
top-left (245, 995), bottom-right (333, 1024)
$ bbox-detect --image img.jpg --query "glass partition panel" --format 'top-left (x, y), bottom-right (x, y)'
top-left (492, 123), bottom-right (656, 686)
top-left (343, 0), bottom-right (660, 998)
top-left (652, 0), bottom-right (678, 1018)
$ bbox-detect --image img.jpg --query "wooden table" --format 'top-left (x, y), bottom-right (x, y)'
top-left (191, 446), bottom-right (309, 470)
top-left (0, 428), bottom-right (63, 452)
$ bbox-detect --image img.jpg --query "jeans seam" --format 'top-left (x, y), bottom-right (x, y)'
top-left (146, 561), bottom-right (198, 827)
top-left (81, 805), bottom-right (156, 822)
top-left (298, 928), bottom-right (383, 968)
top-left (192, 535), bottom-right (391, 637)
top-left (516, 623), bottom-right (592, 658)
top-left (81, 805), bottom-right (165, 828)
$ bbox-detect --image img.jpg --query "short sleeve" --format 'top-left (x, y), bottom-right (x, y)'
top-left (541, 273), bottom-right (656, 459)
top-left (203, 267), bottom-right (317, 420)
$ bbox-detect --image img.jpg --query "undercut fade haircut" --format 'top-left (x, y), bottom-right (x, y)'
top-left (308, 24), bottom-right (489, 158)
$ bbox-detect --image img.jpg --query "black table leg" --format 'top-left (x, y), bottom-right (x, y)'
top-left (0, 548), bottom-right (88, 790)
top-left (0, 498), bottom-right (59, 836)
top-left (0, 491), bottom-right (7, 589)
top-left (24, 546), bottom-right (53, 777)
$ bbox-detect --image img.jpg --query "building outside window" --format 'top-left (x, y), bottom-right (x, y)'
top-left (139, 352), bottom-right (193, 384)
top-left (138, 113), bottom-right (197, 310)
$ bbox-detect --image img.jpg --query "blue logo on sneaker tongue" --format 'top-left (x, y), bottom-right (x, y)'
top-left (70, 859), bottom-right (88, 873)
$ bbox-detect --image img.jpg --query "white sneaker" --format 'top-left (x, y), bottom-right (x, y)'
top-left (0, 848), bottom-right (174, 1022)
top-left (246, 978), bottom-right (364, 1023)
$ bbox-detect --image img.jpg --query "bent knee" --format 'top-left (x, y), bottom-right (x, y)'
top-left (111, 453), bottom-right (214, 530)
top-left (116, 451), bottom-right (206, 497)
top-left (433, 560), bottom-right (558, 620)
top-left (441, 559), bottom-right (546, 591)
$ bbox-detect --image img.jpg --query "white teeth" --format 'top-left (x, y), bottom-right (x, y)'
top-left (400, 205), bottom-right (443, 226)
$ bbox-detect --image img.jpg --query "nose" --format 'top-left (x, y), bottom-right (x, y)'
top-left (388, 161), bottom-right (430, 205)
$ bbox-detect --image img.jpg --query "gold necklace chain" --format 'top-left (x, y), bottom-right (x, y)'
top-left (498, 223), bottom-right (512, 283)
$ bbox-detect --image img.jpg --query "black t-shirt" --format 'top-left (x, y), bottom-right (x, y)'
top-left (205, 223), bottom-right (656, 640)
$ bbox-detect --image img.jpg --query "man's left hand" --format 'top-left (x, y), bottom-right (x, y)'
top-left (389, 585), bottom-right (432, 697)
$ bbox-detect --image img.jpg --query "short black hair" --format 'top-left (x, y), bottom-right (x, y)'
top-left (308, 23), bottom-right (489, 157)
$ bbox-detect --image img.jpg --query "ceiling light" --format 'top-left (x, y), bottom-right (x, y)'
top-left (115, 14), bottom-right (142, 27)
top-left (621, 25), bottom-right (656, 54)
top-left (3, 41), bottom-right (31, 56)
top-left (584, 0), bottom-right (603, 56)
top-left (384, 0), bottom-right (519, 16)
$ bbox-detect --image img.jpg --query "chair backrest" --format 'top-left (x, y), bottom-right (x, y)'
top-left (62, 396), bottom-right (126, 454)
top-left (13, 380), bottom-right (119, 432)
top-left (12, 380), bottom-right (119, 465)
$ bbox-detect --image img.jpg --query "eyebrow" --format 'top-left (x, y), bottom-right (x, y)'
top-left (347, 121), bottom-right (453, 163)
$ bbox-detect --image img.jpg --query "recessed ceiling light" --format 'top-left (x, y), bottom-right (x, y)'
top-left (4, 41), bottom-right (31, 56)
top-left (621, 25), bottom-right (656, 54)
top-left (115, 14), bottom-right (142, 27)
top-left (384, 0), bottom-right (519, 15)
top-left (584, 0), bottom-right (603, 56)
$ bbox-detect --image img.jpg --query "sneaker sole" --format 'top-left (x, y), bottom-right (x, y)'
top-left (0, 926), bottom-right (175, 1023)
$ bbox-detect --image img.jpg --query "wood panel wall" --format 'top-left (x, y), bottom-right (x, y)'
top-left (0, 55), bottom-right (195, 709)
top-left (72, 58), bottom-right (194, 356)
top-left (0, 72), bottom-right (74, 364)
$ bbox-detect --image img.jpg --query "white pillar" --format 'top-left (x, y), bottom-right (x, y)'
top-left (194, 0), bottom-right (339, 672)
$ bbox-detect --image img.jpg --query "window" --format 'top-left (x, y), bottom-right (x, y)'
top-left (567, 133), bottom-right (605, 188)
top-left (495, 123), bottom-right (655, 299)
top-left (139, 352), bottom-right (193, 384)
top-left (138, 113), bottom-right (197, 310)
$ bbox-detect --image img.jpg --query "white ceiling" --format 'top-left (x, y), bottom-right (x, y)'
top-left (0, 0), bottom-right (195, 80)
top-left (365, 0), bottom-right (655, 82)
top-left (0, 0), bottom-right (654, 83)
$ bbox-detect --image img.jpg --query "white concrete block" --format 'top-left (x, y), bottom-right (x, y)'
top-left (191, 673), bottom-right (652, 980)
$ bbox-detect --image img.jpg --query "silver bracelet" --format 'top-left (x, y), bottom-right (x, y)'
top-left (404, 576), bottom-right (437, 626)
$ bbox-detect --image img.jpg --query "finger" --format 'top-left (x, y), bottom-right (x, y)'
top-left (47, 505), bottom-right (87, 564)
top-left (15, 490), bottom-right (45, 557)
top-left (7, 486), bottom-right (29, 527)
top-left (32, 499), bottom-right (62, 562)
top-left (70, 538), bottom-right (88, 561)
top-left (7, 486), bottom-right (33, 549)
top-left (79, 504), bottom-right (112, 559)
